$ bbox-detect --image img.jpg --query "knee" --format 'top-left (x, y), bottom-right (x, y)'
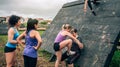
top-left (56, 59), bottom-right (61, 63)
top-left (7, 63), bottom-right (13, 67)
top-left (68, 39), bottom-right (72, 44)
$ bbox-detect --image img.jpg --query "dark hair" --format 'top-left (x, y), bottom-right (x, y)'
top-left (71, 28), bottom-right (77, 33)
top-left (26, 18), bottom-right (38, 34)
top-left (8, 15), bottom-right (21, 27)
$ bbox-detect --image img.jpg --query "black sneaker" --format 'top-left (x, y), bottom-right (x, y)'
top-left (92, 11), bottom-right (97, 16)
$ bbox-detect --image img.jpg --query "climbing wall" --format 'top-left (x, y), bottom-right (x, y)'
top-left (41, 0), bottom-right (120, 67)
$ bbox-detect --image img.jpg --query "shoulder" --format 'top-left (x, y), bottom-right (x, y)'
top-left (62, 30), bottom-right (70, 34)
top-left (61, 30), bottom-right (70, 36)
top-left (31, 30), bottom-right (39, 35)
top-left (8, 27), bottom-right (15, 33)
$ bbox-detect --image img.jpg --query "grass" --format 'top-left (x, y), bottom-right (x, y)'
top-left (38, 48), bottom-right (52, 60)
top-left (0, 35), bottom-right (7, 45)
top-left (0, 30), bottom-right (120, 66)
top-left (0, 30), bottom-right (54, 67)
top-left (110, 49), bottom-right (120, 67)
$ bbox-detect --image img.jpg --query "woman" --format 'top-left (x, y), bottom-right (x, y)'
top-left (54, 24), bottom-right (83, 67)
top-left (84, 0), bottom-right (99, 16)
top-left (4, 15), bottom-right (21, 67)
top-left (61, 28), bottom-right (84, 67)
top-left (17, 18), bottom-right (42, 67)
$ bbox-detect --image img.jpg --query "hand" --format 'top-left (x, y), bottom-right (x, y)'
top-left (22, 40), bottom-right (25, 44)
top-left (33, 46), bottom-right (38, 50)
top-left (20, 44), bottom-right (25, 48)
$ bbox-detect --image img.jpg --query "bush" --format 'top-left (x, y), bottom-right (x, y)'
top-left (110, 50), bottom-right (120, 67)
top-left (20, 23), bottom-right (27, 28)
top-left (40, 21), bottom-right (48, 25)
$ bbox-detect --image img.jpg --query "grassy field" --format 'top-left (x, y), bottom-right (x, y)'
top-left (0, 30), bottom-right (55, 67)
top-left (0, 30), bottom-right (120, 67)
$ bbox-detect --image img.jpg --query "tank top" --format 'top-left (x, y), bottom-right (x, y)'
top-left (6, 27), bottom-right (19, 48)
top-left (23, 30), bottom-right (38, 58)
top-left (54, 31), bottom-right (67, 43)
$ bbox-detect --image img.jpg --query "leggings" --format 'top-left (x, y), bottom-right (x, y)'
top-left (87, 0), bottom-right (93, 10)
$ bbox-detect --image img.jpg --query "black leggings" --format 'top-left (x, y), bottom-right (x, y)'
top-left (87, 0), bottom-right (98, 10)
top-left (23, 55), bottom-right (37, 67)
top-left (87, 0), bottom-right (93, 10)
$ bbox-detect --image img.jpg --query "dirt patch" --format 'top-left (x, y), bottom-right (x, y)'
top-left (0, 45), bottom-right (55, 67)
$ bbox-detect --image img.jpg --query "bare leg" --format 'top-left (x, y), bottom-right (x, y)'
top-left (61, 61), bottom-right (66, 67)
top-left (55, 50), bottom-right (62, 67)
top-left (68, 64), bottom-right (74, 67)
top-left (59, 39), bottom-right (72, 52)
top-left (12, 51), bottom-right (16, 67)
top-left (5, 51), bottom-right (15, 67)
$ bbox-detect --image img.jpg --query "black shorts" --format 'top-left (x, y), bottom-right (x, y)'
top-left (53, 43), bottom-right (60, 51)
top-left (4, 46), bottom-right (16, 53)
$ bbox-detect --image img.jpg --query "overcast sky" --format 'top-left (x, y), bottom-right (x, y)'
top-left (0, 0), bottom-right (77, 20)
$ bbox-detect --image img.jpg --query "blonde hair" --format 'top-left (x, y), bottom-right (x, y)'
top-left (62, 24), bottom-right (72, 30)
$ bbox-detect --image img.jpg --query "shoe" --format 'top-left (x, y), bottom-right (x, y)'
top-left (67, 51), bottom-right (76, 55)
top-left (92, 11), bottom-right (97, 16)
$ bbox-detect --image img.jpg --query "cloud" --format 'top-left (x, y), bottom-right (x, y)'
top-left (0, 0), bottom-right (77, 19)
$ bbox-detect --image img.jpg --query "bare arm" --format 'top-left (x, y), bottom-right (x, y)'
top-left (33, 31), bottom-right (42, 50)
top-left (17, 31), bottom-right (26, 47)
top-left (8, 28), bottom-right (18, 44)
top-left (65, 31), bottom-right (83, 49)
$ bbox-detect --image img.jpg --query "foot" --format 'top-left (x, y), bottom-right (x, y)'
top-left (92, 11), bottom-right (97, 16)
top-left (67, 51), bottom-right (76, 55)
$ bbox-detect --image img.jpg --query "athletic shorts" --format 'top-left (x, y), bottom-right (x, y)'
top-left (53, 43), bottom-right (60, 51)
top-left (4, 46), bottom-right (16, 53)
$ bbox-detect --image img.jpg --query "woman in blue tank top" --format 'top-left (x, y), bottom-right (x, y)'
top-left (4, 15), bottom-right (21, 67)
top-left (17, 18), bottom-right (42, 67)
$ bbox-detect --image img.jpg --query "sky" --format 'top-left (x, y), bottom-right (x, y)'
top-left (0, 0), bottom-right (77, 20)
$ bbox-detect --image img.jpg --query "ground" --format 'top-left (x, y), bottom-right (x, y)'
top-left (0, 44), bottom-right (56, 67)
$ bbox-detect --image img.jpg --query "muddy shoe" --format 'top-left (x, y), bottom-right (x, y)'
top-left (67, 51), bottom-right (76, 55)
